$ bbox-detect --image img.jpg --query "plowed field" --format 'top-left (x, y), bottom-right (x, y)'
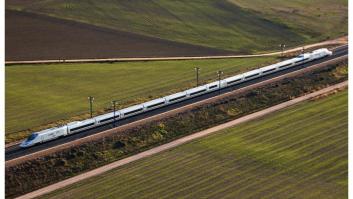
top-left (5, 10), bottom-right (232, 61)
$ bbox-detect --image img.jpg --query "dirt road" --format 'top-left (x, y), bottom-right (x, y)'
top-left (15, 81), bottom-right (348, 199)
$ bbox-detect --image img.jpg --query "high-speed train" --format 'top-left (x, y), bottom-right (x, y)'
top-left (20, 48), bottom-right (333, 148)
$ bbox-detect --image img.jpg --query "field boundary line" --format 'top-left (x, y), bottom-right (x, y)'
top-left (14, 80), bottom-right (348, 199)
top-left (5, 37), bottom-right (347, 65)
top-left (5, 55), bottom-right (348, 165)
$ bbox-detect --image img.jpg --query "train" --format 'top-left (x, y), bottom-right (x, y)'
top-left (19, 48), bottom-right (333, 148)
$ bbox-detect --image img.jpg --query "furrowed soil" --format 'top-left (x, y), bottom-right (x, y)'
top-left (39, 89), bottom-right (348, 199)
top-left (5, 60), bottom-right (348, 198)
top-left (5, 10), bottom-right (233, 61)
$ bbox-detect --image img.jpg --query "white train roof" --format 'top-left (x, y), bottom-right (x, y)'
top-left (36, 126), bottom-right (67, 135)
top-left (186, 85), bottom-right (208, 94)
top-left (68, 118), bottom-right (96, 128)
top-left (224, 74), bottom-right (243, 82)
top-left (206, 81), bottom-right (220, 87)
top-left (164, 91), bottom-right (187, 100)
top-left (143, 98), bottom-right (166, 107)
top-left (120, 104), bottom-right (144, 114)
top-left (313, 48), bottom-right (329, 53)
top-left (243, 69), bottom-right (262, 77)
top-left (94, 112), bottom-right (116, 121)
top-left (260, 64), bottom-right (278, 71)
top-left (302, 53), bottom-right (311, 58)
top-left (291, 53), bottom-right (310, 62)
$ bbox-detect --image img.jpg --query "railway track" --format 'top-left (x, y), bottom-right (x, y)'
top-left (5, 45), bottom-right (348, 162)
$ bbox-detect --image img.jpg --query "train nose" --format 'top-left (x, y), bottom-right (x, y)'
top-left (19, 141), bottom-right (28, 148)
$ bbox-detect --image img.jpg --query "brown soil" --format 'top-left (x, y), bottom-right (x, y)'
top-left (5, 10), bottom-right (233, 61)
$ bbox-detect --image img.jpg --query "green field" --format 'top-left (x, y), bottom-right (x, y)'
top-left (40, 89), bottom-right (348, 199)
top-left (5, 57), bottom-right (275, 141)
top-left (6, 0), bottom-right (347, 53)
top-left (231, 0), bottom-right (348, 40)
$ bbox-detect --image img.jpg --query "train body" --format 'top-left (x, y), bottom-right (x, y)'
top-left (20, 48), bottom-right (333, 148)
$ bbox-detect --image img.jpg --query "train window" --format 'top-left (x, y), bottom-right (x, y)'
top-left (147, 102), bottom-right (165, 109)
top-left (263, 68), bottom-right (276, 73)
top-left (279, 63), bottom-right (291, 68)
top-left (169, 95), bottom-right (186, 102)
top-left (100, 115), bottom-right (119, 123)
top-left (245, 74), bottom-right (259, 79)
top-left (190, 89), bottom-right (207, 96)
top-left (294, 58), bottom-right (309, 64)
top-left (125, 108), bottom-right (143, 116)
top-left (100, 117), bottom-right (113, 123)
top-left (209, 85), bottom-right (218, 89)
top-left (27, 133), bottom-right (38, 141)
top-left (227, 79), bottom-right (241, 84)
top-left (70, 123), bottom-right (95, 131)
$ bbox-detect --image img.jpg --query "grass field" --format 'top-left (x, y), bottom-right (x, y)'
top-left (6, 0), bottom-right (348, 53)
top-left (5, 57), bottom-right (275, 141)
top-left (39, 89), bottom-right (348, 199)
top-left (230, 0), bottom-right (348, 41)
